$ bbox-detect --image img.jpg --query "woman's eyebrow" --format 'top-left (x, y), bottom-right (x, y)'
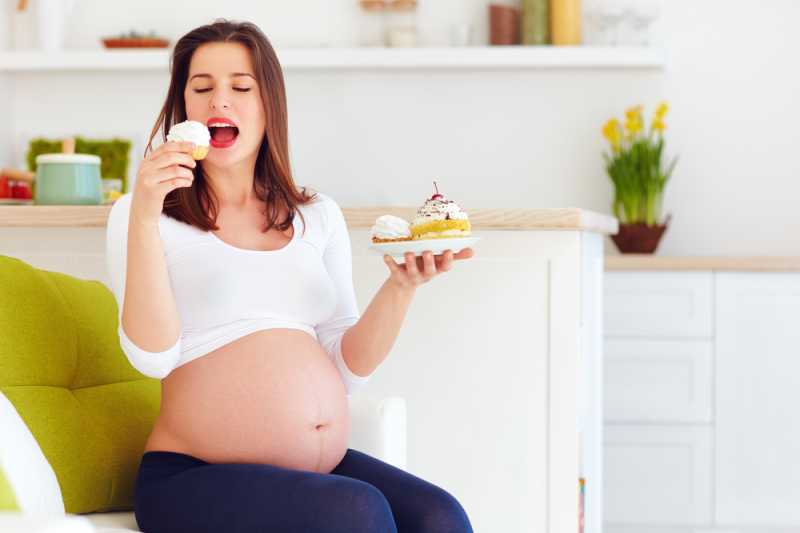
top-left (189, 73), bottom-right (256, 81)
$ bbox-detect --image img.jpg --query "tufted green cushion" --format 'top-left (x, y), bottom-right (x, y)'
top-left (0, 465), bottom-right (19, 511)
top-left (0, 255), bottom-right (160, 514)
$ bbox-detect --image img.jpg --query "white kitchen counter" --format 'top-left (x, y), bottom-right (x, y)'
top-left (0, 204), bottom-right (618, 233)
top-left (605, 255), bottom-right (800, 271)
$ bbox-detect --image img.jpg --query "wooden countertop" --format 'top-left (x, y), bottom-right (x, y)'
top-left (0, 205), bottom-right (619, 234)
top-left (605, 255), bottom-right (800, 272)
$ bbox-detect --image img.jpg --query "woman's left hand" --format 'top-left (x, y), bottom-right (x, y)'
top-left (383, 248), bottom-right (474, 290)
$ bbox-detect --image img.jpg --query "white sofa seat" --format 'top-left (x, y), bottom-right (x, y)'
top-left (2, 395), bottom-right (407, 533)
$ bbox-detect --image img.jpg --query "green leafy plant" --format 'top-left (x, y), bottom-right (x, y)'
top-left (26, 136), bottom-right (132, 192)
top-left (602, 103), bottom-right (678, 226)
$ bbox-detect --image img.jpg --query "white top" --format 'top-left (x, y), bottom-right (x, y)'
top-left (105, 190), bottom-right (372, 395)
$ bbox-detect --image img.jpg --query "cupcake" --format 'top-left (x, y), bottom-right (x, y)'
top-left (410, 181), bottom-right (471, 240)
top-left (166, 120), bottom-right (211, 160)
top-left (371, 214), bottom-right (413, 243)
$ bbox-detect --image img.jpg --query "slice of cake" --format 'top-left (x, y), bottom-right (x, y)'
top-left (410, 181), bottom-right (471, 240)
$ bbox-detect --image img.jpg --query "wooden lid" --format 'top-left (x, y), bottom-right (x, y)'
top-left (360, 0), bottom-right (418, 11)
top-left (387, 0), bottom-right (417, 11)
top-left (359, 0), bottom-right (385, 11)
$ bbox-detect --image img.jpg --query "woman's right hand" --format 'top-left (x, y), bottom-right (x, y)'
top-left (130, 141), bottom-right (198, 226)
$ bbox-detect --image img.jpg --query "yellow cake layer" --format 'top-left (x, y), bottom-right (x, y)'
top-left (413, 231), bottom-right (471, 240)
top-left (410, 219), bottom-right (470, 238)
top-left (192, 145), bottom-right (209, 160)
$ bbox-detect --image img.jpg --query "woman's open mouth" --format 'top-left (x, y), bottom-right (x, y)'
top-left (207, 118), bottom-right (240, 149)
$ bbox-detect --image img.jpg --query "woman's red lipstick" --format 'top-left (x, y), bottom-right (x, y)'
top-left (207, 117), bottom-right (239, 149)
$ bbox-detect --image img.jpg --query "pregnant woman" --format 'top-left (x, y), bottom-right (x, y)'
top-left (105, 19), bottom-right (474, 533)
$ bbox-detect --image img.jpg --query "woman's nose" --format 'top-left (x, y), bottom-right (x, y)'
top-left (210, 92), bottom-right (231, 110)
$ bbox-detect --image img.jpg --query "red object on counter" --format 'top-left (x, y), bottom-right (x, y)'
top-left (11, 181), bottom-right (33, 199)
top-left (489, 4), bottom-right (521, 45)
top-left (0, 176), bottom-right (9, 198)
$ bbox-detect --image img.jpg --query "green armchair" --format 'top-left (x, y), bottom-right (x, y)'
top-left (0, 254), bottom-right (407, 532)
top-left (0, 254), bottom-right (160, 518)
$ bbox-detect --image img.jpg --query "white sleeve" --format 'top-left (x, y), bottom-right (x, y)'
top-left (314, 194), bottom-right (372, 396)
top-left (105, 193), bottom-right (182, 379)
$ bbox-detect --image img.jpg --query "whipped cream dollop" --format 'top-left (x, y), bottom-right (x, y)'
top-left (166, 120), bottom-right (211, 146)
top-left (413, 197), bottom-right (469, 226)
top-left (371, 215), bottom-right (412, 239)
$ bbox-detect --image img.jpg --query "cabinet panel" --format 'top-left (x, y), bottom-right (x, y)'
top-left (715, 273), bottom-right (800, 526)
top-left (604, 425), bottom-right (713, 526)
top-left (604, 339), bottom-right (713, 423)
top-left (605, 272), bottom-right (713, 338)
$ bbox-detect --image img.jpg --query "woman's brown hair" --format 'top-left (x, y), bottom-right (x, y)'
top-left (145, 19), bottom-right (316, 235)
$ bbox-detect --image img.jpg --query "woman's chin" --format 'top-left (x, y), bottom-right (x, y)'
top-left (205, 147), bottom-right (250, 167)
top-left (202, 136), bottom-right (260, 167)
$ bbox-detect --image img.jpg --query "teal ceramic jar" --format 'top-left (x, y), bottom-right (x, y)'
top-left (34, 154), bottom-right (103, 205)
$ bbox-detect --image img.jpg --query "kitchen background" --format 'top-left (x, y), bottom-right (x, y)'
top-left (1, 0), bottom-right (798, 255)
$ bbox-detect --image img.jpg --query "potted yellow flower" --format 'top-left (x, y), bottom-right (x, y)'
top-left (602, 102), bottom-right (678, 254)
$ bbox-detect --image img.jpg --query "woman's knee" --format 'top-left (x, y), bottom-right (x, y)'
top-left (334, 480), bottom-right (397, 533)
top-left (414, 487), bottom-right (473, 533)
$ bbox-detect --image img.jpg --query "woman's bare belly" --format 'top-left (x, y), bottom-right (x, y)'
top-left (143, 328), bottom-right (351, 474)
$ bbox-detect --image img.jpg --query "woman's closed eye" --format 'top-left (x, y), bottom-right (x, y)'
top-left (193, 88), bottom-right (251, 93)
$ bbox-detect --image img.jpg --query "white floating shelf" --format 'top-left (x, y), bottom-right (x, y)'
top-left (0, 46), bottom-right (665, 72)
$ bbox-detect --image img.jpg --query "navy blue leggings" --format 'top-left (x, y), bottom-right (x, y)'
top-left (134, 448), bottom-right (473, 533)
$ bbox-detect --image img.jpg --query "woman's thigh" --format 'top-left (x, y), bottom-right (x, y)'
top-left (134, 450), bottom-right (397, 533)
top-left (332, 449), bottom-right (474, 533)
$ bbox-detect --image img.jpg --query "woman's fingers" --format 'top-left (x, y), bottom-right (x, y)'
top-left (421, 250), bottom-right (436, 276)
top-left (384, 254), bottom-right (399, 273)
top-left (151, 141), bottom-right (195, 159)
top-left (159, 177), bottom-right (194, 193)
top-left (384, 248), bottom-right (471, 286)
top-left (404, 252), bottom-right (422, 281)
top-left (453, 247), bottom-right (474, 260)
top-left (436, 250), bottom-right (454, 271)
top-left (152, 164), bottom-right (194, 184)
top-left (151, 150), bottom-right (197, 172)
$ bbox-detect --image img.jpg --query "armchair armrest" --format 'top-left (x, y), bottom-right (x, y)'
top-left (347, 395), bottom-right (407, 471)
top-left (0, 511), bottom-right (94, 532)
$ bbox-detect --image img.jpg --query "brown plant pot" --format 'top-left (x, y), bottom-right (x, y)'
top-left (102, 38), bottom-right (170, 49)
top-left (611, 216), bottom-right (671, 254)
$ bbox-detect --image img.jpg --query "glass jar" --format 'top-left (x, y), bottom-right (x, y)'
top-left (522, 0), bottom-right (550, 45)
top-left (385, 0), bottom-right (418, 47)
top-left (551, 0), bottom-right (582, 45)
top-left (357, 0), bottom-right (387, 47)
top-left (584, 3), bottom-right (624, 46)
top-left (621, 3), bottom-right (659, 46)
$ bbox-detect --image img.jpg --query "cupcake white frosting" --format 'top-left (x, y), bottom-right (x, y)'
top-left (166, 120), bottom-right (211, 146)
top-left (371, 215), bottom-right (412, 239)
top-left (412, 197), bottom-right (469, 226)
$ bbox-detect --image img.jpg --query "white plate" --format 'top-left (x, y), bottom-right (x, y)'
top-left (368, 236), bottom-right (480, 260)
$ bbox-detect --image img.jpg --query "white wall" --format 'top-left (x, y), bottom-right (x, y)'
top-left (5, 0), bottom-right (800, 255)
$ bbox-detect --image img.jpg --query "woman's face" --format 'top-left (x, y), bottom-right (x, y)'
top-left (184, 42), bottom-right (266, 168)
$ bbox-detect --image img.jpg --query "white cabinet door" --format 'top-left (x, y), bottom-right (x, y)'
top-left (715, 273), bottom-right (800, 526)
top-left (604, 425), bottom-right (713, 526)
top-left (605, 272), bottom-right (713, 338)
top-left (605, 339), bottom-right (713, 423)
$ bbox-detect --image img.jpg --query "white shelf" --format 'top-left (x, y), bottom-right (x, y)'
top-left (0, 46), bottom-right (666, 72)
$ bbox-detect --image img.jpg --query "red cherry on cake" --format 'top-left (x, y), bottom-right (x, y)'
top-left (430, 180), bottom-right (444, 201)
